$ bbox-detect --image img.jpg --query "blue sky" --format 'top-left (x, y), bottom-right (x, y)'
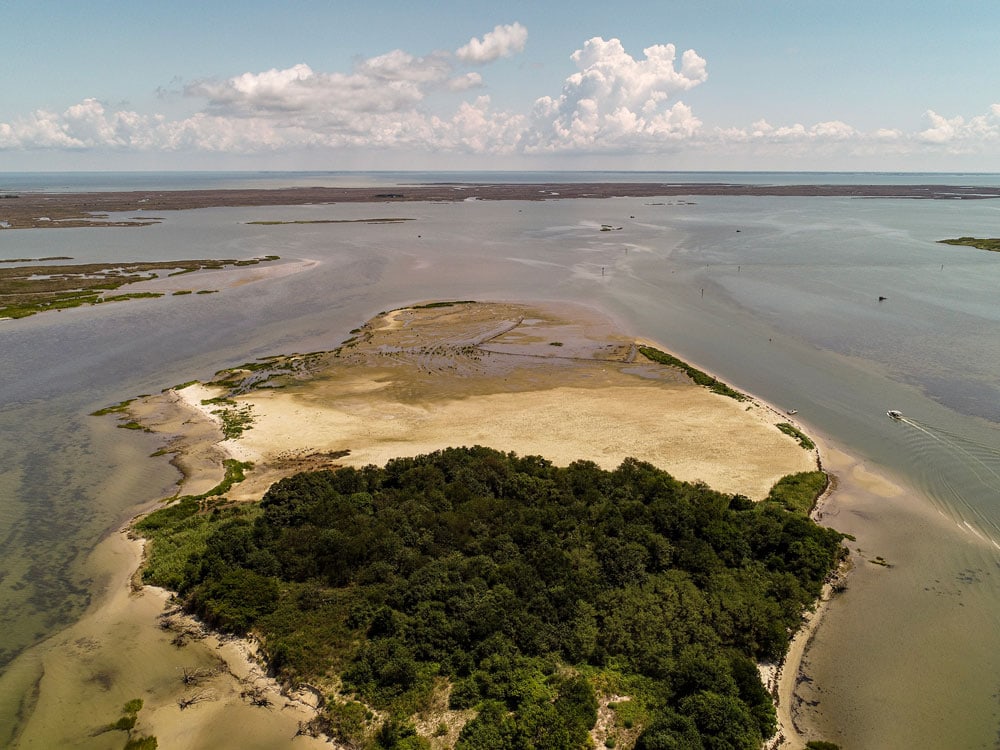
top-left (2, 0), bottom-right (999, 171)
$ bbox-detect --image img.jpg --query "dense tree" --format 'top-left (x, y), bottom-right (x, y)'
top-left (140, 446), bottom-right (844, 750)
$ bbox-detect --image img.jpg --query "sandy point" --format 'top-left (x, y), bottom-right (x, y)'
top-left (141, 300), bottom-right (818, 505)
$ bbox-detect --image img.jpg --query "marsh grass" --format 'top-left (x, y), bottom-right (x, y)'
top-left (0, 257), bottom-right (280, 319)
top-left (938, 237), bottom-right (1000, 253)
top-left (764, 471), bottom-right (828, 514)
top-left (775, 422), bottom-right (816, 450)
top-left (638, 346), bottom-right (748, 400)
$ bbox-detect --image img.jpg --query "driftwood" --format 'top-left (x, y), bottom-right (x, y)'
top-left (177, 691), bottom-right (214, 709)
top-left (180, 666), bottom-right (219, 686)
top-left (240, 685), bottom-right (273, 708)
top-left (160, 614), bottom-right (207, 646)
top-left (295, 717), bottom-right (331, 738)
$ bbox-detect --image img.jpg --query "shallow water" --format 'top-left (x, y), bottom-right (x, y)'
top-left (1, 182), bottom-right (999, 746)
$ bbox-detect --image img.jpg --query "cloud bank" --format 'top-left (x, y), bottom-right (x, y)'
top-left (3, 25), bottom-right (1000, 167)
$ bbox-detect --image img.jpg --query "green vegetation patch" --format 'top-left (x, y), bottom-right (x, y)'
top-left (775, 422), bottom-right (816, 450)
top-left (0, 257), bottom-right (279, 320)
top-left (938, 237), bottom-right (1000, 253)
top-left (201, 399), bottom-right (254, 439)
top-left (101, 292), bottom-right (165, 303)
top-left (139, 446), bottom-right (844, 749)
top-left (763, 471), bottom-right (828, 515)
top-left (204, 458), bottom-right (253, 497)
top-left (638, 346), bottom-right (748, 401)
top-left (90, 398), bottom-right (136, 417)
top-left (95, 698), bottom-right (157, 749)
top-left (136, 459), bottom-right (254, 590)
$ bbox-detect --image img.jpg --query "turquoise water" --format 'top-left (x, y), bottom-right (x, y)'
top-left (1, 176), bottom-right (999, 746)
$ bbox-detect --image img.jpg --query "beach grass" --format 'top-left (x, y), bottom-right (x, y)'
top-left (776, 422), bottom-right (816, 450)
top-left (764, 471), bottom-right (828, 514)
top-left (638, 345), bottom-right (748, 400)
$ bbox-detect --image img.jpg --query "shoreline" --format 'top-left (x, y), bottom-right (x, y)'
top-left (4, 519), bottom-right (330, 749)
top-left (3, 181), bottom-right (995, 740)
top-left (770, 440), bottom-right (844, 750)
top-left (3, 181), bottom-right (1000, 229)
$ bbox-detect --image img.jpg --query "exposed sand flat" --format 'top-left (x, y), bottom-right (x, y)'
top-left (7, 527), bottom-right (329, 750)
top-left (180, 302), bottom-right (808, 506)
top-left (135, 300), bottom-right (816, 505)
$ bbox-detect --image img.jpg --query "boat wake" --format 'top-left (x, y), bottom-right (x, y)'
top-left (890, 414), bottom-right (1000, 549)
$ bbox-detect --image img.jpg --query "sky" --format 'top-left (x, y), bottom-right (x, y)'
top-left (2, 0), bottom-right (999, 172)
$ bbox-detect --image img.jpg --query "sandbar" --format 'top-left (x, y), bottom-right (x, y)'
top-left (136, 300), bottom-right (817, 504)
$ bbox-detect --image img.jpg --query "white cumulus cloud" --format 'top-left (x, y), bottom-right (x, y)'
top-left (455, 23), bottom-right (528, 64)
top-left (918, 108), bottom-right (1000, 148)
top-left (0, 98), bottom-right (164, 150)
top-left (4, 25), bottom-right (1000, 168)
top-left (187, 56), bottom-right (447, 118)
top-left (523, 37), bottom-right (707, 153)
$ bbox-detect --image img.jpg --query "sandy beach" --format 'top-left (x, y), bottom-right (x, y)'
top-left (7, 520), bottom-right (329, 749)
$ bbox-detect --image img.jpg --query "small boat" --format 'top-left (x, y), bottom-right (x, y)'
top-left (887, 410), bottom-right (903, 420)
top-left (786, 409), bottom-right (798, 415)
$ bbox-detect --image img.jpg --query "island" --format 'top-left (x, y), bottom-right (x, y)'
top-left (0, 257), bottom-right (280, 319)
top-left (101, 300), bottom-right (846, 749)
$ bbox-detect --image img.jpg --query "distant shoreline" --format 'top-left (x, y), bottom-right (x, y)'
top-left (3, 181), bottom-right (1000, 229)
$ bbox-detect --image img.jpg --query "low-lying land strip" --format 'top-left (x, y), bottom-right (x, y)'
top-left (246, 217), bottom-right (414, 226)
top-left (938, 236), bottom-right (1000, 253)
top-left (2, 182), bottom-right (999, 229)
top-left (0, 256), bottom-right (279, 319)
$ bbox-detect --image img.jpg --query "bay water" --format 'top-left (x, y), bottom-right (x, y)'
top-left (1, 175), bottom-right (998, 747)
